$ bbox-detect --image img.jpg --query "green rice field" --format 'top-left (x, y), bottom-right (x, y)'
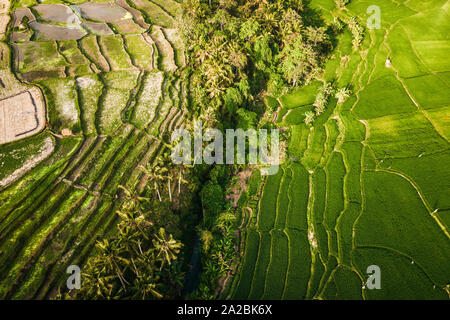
top-left (228, 0), bottom-right (450, 300)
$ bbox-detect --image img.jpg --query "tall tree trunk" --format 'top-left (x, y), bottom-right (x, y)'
top-left (155, 182), bottom-right (162, 202)
top-left (168, 180), bottom-right (172, 202)
top-left (178, 170), bottom-right (181, 194)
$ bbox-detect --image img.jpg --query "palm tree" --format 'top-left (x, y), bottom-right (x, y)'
top-left (116, 209), bottom-right (149, 240)
top-left (306, 26), bottom-right (328, 46)
top-left (313, 92), bottom-right (327, 115)
top-left (96, 239), bottom-right (129, 290)
top-left (117, 185), bottom-right (149, 212)
top-left (167, 175), bottom-right (173, 202)
top-left (152, 228), bottom-right (183, 270)
top-left (140, 165), bottom-right (167, 202)
top-left (153, 153), bottom-right (176, 202)
top-left (320, 82), bottom-right (334, 96)
top-left (159, 141), bottom-right (192, 196)
top-left (130, 273), bottom-right (163, 299)
top-left (280, 9), bottom-right (302, 36)
top-left (178, 169), bottom-right (189, 195)
top-left (304, 111), bottom-right (315, 125)
top-left (335, 87), bottom-right (351, 103)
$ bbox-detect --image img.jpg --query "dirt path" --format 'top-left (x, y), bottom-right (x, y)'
top-left (271, 98), bottom-right (284, 123)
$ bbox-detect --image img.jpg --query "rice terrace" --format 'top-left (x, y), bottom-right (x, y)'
top-left (0, 0), bottom-right (449, 302)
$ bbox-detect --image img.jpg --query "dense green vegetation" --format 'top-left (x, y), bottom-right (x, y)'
top-left (60, 187), bottom-right (186, 299)
top-left (0, 0), bottom-right (449, 300)
top-left (180, 0), bottom-right (335, 126)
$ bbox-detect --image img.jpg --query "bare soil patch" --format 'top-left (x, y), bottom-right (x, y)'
top-left (11, 7), bottom-right (35, 29)
top-left (77, 2), bottom-right (131, 22)
top-left (116, 0), bottom-right (150, 29)
top-left (82, 21), bottom-right (114, 35)
top-left (0, 87), bottom-right (45, 144)
top-left (30, 22), bottom-right (86, 41)
top-left (0, 14), bottom-right (9, 40)
top-left (34, 4), bottom-right (78, 24)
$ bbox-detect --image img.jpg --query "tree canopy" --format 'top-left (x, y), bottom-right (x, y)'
top-left (181, 0), bottom-right (333, 123)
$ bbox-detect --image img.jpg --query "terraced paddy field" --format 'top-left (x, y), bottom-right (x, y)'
top-left (0, 0), bottom-right (186, 299)
top-left (1, 0), bottom-right (449, 301)
top-left (228, 0), bottom-right (450, 300)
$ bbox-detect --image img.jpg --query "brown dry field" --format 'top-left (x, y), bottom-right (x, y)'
top-left (0, 0), bottom-right (9, 40)
top-left (0, 87), bottom-right (45, 144)
top-left (0, 38), bottom-right (46, 145)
